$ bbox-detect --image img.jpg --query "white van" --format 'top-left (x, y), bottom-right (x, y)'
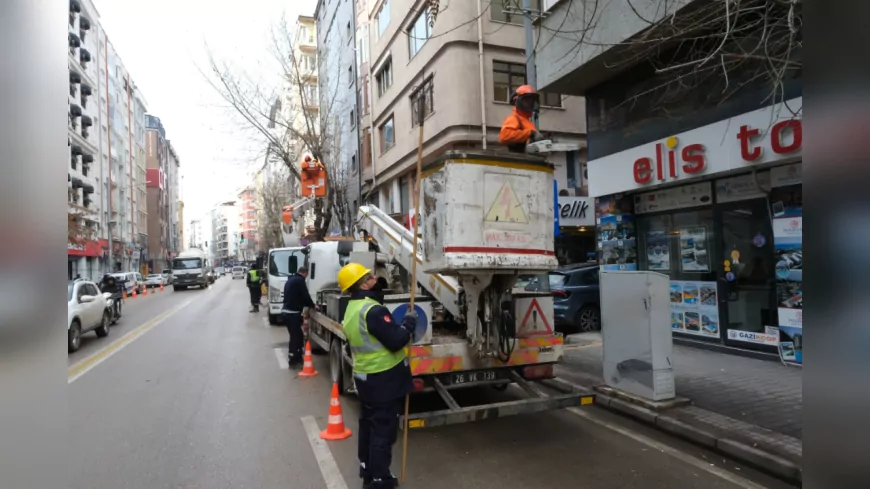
top-left (265, 247), bottom-right (306, 325)
top-left (232, 266), bottom-right (245, 280)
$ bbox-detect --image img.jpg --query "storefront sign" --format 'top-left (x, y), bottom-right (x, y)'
top-left (557, 196), bottom-right (594, 227)
top-left (588, 97), bottom-right (803, 197)
top-left (715, 171), bottom-right (771, 203)
top-left (770, 163), bottom-right (802, 187)
top-left (634, 182), bottom-right (712, 214)
top-left (68, 238), bottom-right (108, 257)
top-left (727, 329), bottom-right (779, 346)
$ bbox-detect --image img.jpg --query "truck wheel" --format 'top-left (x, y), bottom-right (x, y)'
top-left (329, 339), bottom-right (349, 395)
top-left (268, 313), bottom-right (278, 325)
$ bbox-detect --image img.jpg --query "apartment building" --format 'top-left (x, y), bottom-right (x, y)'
top-left (237, 184), bottom-right (259, 261)
top-left (68, 0), bottom-right (151, 279)
top-left (166, 140), bottom-right (181, 258)
top-left (144, 115), bottom-right (172, 273)
top-left (315, 0), bottom-right (361, 220)
top-left (210, 201), bottom-right (240, 265)
top-left (363, 0), bottom-right (586, 227)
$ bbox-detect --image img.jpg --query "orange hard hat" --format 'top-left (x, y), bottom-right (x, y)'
top-left (511, 85), bottom-right (538, 104)
top-left (304, 155), bottom-right (312, 162)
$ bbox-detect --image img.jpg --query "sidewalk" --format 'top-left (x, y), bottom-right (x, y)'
top-left (554, 333), bottom-right (803, 482)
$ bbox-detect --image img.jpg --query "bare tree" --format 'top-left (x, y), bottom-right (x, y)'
top-left (202, 16), bottom-right (355, 241)
top-left (257, 168), bottom-right (293, 251)
top-left (538, 0), bottom-right (802, 118)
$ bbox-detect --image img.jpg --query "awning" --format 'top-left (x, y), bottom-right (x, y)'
top-left (69, 72), bottom-right (81, 84)
top-left (82, 154), bottom-right (94, 164)
top-left (68, 33), bottom-right (81, 48)
top-left (70, 0), bottom-right (82, 13)
top-left (71, 145), bottom-right (83, 156)
top-left (82, 183), bottom-right (95, 194)
top-left (69, 104), bottom-right (82, 117)
top-left (79, 48), bottom-right (91, 63)
top-left (80, 17), bottom-right (91, 30)
top-left (71, 177), bottom-right (83, 189)
top-left (80, 84), bottom-right (93, 96)
top-left (81, 115), bottom-right (93, 127)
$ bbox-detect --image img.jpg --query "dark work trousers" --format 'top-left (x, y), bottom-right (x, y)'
top-left (248, 285), bottom-right (261, 306)
top-left (358, 397), bottom-right (402, 483)
top-left (283, 312), bottom-right (304, 365)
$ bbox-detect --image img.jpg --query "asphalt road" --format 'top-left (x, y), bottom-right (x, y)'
top-left (68, 277), bottom-right (794, 489)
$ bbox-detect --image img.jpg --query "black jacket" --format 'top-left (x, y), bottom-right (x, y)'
top-left (350, 290), bottom-right (414, 403)
top-left (282, 273), bottom-right (315, 312)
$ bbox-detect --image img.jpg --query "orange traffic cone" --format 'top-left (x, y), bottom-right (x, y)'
top-left (122, 288), bottom-right (127, 300)
top-left (131, 286), bottom-right (137, 298)
top-left (299, 341), bottom-right (319, 377)
top-left (142, 284), bottom-right (148, 296)
top-left (320, 382), bottom-right (352, 440)
top-left (160, 282), bottom-right (164, 292)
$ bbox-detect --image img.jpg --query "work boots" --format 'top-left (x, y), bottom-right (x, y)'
top-left (363, 476), bottom-right (399, 489)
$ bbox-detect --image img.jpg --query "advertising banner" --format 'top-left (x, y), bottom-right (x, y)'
top-left (595, 195), bottom-right (637, 271)
top-left (769, 179), bottom-right (802, 365)
top-left (669, 280), bottom-right (719, 339)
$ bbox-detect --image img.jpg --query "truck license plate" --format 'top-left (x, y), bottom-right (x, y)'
top-left (452, 370), bottom-right (497, 385)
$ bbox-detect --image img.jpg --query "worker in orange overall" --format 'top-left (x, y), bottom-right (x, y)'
top-left (498, 84), bottom-right (545, 152)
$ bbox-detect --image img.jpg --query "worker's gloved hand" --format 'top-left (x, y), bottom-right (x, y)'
top-left (401, 310), bottom-right (417, 332)
top-left (530, 130), bottom-right (545, 142)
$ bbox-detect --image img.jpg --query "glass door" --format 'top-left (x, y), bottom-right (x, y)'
top-left (716, 199), bottom-right (777, 351)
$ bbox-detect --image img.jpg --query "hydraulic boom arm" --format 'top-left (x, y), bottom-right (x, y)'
top-left (356, 205), bottom-right (461, 319)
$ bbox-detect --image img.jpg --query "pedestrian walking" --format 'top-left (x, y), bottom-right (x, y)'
top-left (337, 263), bottom-right (416, 489)
top-left (282, 266), bottom-right (315, 368)
top-left (246, 259), bottom-right (264, 313)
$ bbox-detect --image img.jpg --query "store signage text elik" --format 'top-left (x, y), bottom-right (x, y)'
top-left (633, 119), bottom-right (803, 185)
top-left (559, 199), bottom-right (588, 219)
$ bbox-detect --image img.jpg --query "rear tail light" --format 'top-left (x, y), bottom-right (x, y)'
top-left (412, 378), bottom-right (425, 392)
top-left (552, 289), bottom-right (570, 298)
top-left (522, 364), bottom-right (554, 380)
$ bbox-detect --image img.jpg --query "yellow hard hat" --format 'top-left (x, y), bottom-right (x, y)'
top-left (338, 263), bottom-right (371, 292)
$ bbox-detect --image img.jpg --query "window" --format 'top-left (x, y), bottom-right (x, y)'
top-left (376, 0), bottom-right (390, 38)
top-left (351, 154), bottom-right (357, 174)
top-left (348, 64), bottom-right (354, 85)
top-left (379, 116), bottom-right (395, 153)
top-left (400, 176), bottom-right (410, 214)
top-left (376, 59), bottom-right (393, 97)
top-left (350, 109), bottom-right (355, 128)
top-left (493, 61), bottom-right (563, 107)
top-left (408, 7), bottom-right (431, 57)
top-left (410, 76), bottom-right (434, 126)
top-left (363, 128), bottom-right (373, 168)
top-left (303, 84), bottom-right (317, 104)
top-left (347, 22), bottom-right (351, 39)
top-left (301, 55), bottom-right (316, 72)
top-left (491, 0), bottom-right (542, 24)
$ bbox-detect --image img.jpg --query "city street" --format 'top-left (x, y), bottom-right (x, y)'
top-left (68, 278), bottom-right (793, 489)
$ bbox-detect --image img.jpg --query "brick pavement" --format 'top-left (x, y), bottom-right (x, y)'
top-left (558, 333), bottom-right (803, 439)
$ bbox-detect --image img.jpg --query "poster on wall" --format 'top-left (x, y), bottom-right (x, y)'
top-left (669, 280), bottom-right (719, 338)
top-left (645, 230), bottom-right (670, 271)
top-left (770, 176), bottom-right (802, 365)
top-left (595, 195), bottom-right (637, 271)
top-left (679, 226), bottom-right (710, 272)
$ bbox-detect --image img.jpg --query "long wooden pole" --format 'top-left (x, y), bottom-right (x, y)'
top-left (401, 90), bottom-right (426, 483)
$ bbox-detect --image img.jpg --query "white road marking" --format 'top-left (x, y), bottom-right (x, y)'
top-left (567, 407), bottom-right (769, 489)
top-left (68, 299), bottom-right (194, 383)
top-left (274, 348), bottom-right (289, 370)
top-left (302, 415), bottom-right (350, 489)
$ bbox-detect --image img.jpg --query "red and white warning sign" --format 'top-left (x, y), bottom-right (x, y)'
top-left (518, 298), bottom-right (552, 336)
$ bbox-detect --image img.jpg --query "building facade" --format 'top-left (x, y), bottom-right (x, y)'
top-left (535, 0), bottom-right (803, 361)
top-left (144, 115), bottom-right (170, 273)
top-left (315, 0), bottom-right (361, 226)
top-left (238, 184), bottom-right (259, 262)
top-left (362, 0), bottom-right (586, 232)
top-left (68, 0), bottom-right (152, 279)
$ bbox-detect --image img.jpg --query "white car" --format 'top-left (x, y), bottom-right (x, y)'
top-left (232, 266), bottom-right (245, 279)
top-left (68, 280), bottom-right (111, 352)
top-left (145, 274), bottom-right (164, 288)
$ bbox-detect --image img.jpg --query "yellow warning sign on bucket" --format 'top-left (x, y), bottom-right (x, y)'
top-left (485, 181), bottom-right (527, 223)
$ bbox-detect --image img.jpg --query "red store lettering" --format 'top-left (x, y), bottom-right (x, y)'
top-left (633, 137), bottom-right (705, 184)
top-left (737, 119), bottom-right (803, 161)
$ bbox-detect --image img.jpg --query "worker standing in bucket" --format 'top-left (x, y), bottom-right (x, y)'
top-left (498, 84), bottom-right (545, 152)
top-left (338, 263), bottom-right (417, 489)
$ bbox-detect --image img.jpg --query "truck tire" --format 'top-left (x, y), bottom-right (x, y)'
top-left (268, 313), bottom-right (279, 325)
top-left (174, 286), bottom-right (186, 292)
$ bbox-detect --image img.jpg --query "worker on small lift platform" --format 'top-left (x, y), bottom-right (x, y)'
top-left (498, 84), bottom-right (545, 152)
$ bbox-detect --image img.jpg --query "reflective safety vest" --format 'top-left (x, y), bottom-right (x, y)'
top-left (249, 269), bottom-right (260, 282)
top-left (342, 297), bottom-right (406, 375)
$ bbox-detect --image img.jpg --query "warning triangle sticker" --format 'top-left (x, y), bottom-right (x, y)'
top-left (485, 181), bottom-right (528, 223)
top-left (518, 298), bottom-right (553, 335)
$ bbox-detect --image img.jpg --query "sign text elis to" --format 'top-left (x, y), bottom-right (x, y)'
top-left (633, 136), bottom-right (705, 184)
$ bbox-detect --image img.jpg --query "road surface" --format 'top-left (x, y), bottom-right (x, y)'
top-left (68, 277), bottom-right (794, 489)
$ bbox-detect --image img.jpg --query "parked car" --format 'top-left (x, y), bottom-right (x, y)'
top-left (161, 268), bottom-right (172, 285)
top-left (68, 280), bottom-right (112, 352)
top-left (232, 266), bottom-right (245, 280)
top-left (525, 264), bottom-right (601, 333)
top-left (145, 274), bottom-right (164, 288)
top-left (111, 272), bottom-right (143, 295)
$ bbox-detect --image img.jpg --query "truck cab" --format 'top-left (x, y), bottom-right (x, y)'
top-left (171, 248), bottom-right (209, 290)
top-left (265, 246), bottom-right (307, 325)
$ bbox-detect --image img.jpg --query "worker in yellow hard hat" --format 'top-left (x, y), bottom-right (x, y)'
top-left (338, 263), bottom-right (416, 489)
top-left (498, 84), bottom-right (545, 153)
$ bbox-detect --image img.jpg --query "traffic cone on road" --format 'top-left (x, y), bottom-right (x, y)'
top-left (142, 284), bottom-right (148, 296)
top-left (122, 288), bottom-right (127, 300)
top-left (131, 286), bottom-right (137, 298)
top-left (160, 282), bottom-right (164, 292)
top-left (320, 382), bottom-right (352, 441)
top-left (298, 341), bottom-right (319, 377)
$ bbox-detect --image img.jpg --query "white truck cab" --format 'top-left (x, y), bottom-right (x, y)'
top-left (265, 246), bottom-right (307, 325)
top-left (171, 248), bottom-right (209, 290)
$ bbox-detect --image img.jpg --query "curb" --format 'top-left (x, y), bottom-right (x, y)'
top-left (543, 378), bottom-right (802, 485)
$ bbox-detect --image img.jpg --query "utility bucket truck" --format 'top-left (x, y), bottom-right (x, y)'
top-left (304, 150), bottom-right (594, 429)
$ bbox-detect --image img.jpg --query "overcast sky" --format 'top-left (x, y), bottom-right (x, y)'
top-left (96, 0), bottom-right (317, 222)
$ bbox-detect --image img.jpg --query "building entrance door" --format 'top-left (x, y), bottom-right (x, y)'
top-left (717, 198), bottom-right (777, 351)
